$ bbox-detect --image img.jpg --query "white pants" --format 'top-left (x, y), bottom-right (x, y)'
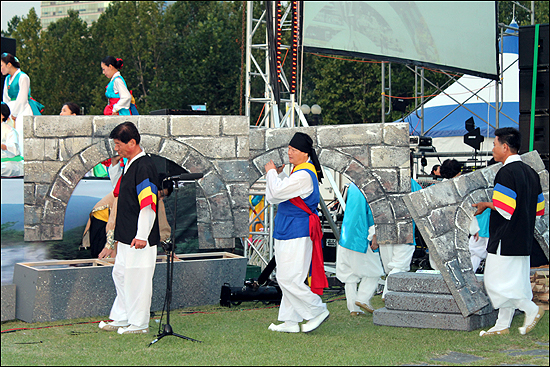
top-left (469, 236), bottom-right (488, 272)
top-left (110, 242), bottom-right (157, 329)
top-left (7, 100), bottom-right (32, 158)
top-left (275, 236), bottom-right (327, 323)
top-left (484, 245), bottom-right (538, 330)
top-left (336, 245), bottom-right (383, 312)
top-left (379, 243), bottom-right (415, 298)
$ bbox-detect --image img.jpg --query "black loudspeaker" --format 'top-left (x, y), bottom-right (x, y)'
top-left (519, 69), bottom-right (549, 113)
top-left (519, 114), bottom-right (549, 155)
top-left (393, 97), bottom-right (409, 113)
top-left (519, 24), bottom-right (549, 69)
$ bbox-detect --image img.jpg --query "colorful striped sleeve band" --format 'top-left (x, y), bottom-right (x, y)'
top-left (536, 193), bottom-right (545, 216)
top-left (136, 178), bottom-right (158, 212)
top-left (492, 183), bottom-right (516, 217)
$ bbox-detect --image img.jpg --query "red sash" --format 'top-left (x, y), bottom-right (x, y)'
top-left (289, 196), bottom-right (328, 295)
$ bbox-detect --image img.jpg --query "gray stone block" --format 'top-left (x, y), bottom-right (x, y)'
top-left (179, 137), bottom-right (236, 159)
top-left (221, 116), bottom-right (249, 136)
top-left (13, 254), bottom-right (246, 323)
top-left (317, 124), bottom-right (381, 147)
top-left (35, 116), bottom-right (94, 137)
top-left (266, 127), bottom-right (316, 151)
top-left (370, 146), bottom-right (410, 168)
top-left (158, 139), bottom-right (189, 166)
top-left (140, 135), bottom-right (162, 155)
top-left (385, 291), bottom-right (493, 315)
top-left (138, 115), bottom-right (168, 136)
top-left (171, 115), bottom-right (221, 136)
top-left (387, 272), bottom-right (453, 294)
top-left (209, 192), bottom-right (232, 221)
top-left (249, 128), bottom-right (266, 150)
top-left (383, 123), bottom-right (410, 146)
top-left (385, 291), bottom-right (462, 313)
top-left (1, 284), bottom-right (16, 321)
top-left (236, 136), bottom-right (249, 159)
top-left (216, 160), bottom-right (249, 182)
top-left (318, 148), bottom-right (351, 173)
top-left (372, 307), bottom-right (498, 331)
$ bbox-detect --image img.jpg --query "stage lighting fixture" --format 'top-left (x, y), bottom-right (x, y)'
top-left (465, 117), bottom-right (475, 132)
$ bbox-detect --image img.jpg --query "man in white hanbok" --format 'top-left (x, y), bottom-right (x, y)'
top-left (474, 128), bottom-right (545, 337)
top-left (264, 132), bottom-right (329, 333)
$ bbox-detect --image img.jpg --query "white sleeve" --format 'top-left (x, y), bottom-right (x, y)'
top-left (367, 225), bottom-right (375, 242)
top-left (108, 163), bottom-right (122, 189)
top-left (11, 73), bottom-right (30, 117)
top-left (112, 78), bottom-right (132, 112)
top-left (4, 128), bottom-right (20, 156)
top-left (265, 169), bottom-right (314, 205)
top-left (495, 207), bottom-right (512, 221)
top-left (469, 216), bottom-right (480, 235)
top-left (135, 205), bottom-right (156, 241)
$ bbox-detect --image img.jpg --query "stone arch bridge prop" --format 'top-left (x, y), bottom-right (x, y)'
top-left (403, 150), bottom-right (549, 317)
top-left (23, 116), bottom-right (413, 249)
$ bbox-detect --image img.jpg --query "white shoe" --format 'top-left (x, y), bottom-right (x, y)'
top-left (117, 325), bottom-right (149, 334)
top-left (301, 310), bottom-right (330, 333)
top-left (98, 320), bottom-right (129, 331)
top-left (518, 306), bottom-right (545, 335)
top-left (268, 322), bottom-right (300, 333)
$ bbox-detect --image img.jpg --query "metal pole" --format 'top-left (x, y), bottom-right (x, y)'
top-left (381, 62), bottom-right (385, 123)
top-left (245, 1), bottom-right (253, 120)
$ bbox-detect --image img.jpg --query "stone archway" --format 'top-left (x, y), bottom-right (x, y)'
top-left (23, 115), bottom-right (250, 249)
top-left (23, 115), bottom-right (413, 249)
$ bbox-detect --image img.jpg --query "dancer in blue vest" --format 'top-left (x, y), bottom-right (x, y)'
top-left (101, 56), bottom-right (136, 116)
top-left (264, 132), bottom-right (329, 333)
top-left (337, 183), bottom-right (384, 316)
top-left (1, 52), bottom-right (43, 159)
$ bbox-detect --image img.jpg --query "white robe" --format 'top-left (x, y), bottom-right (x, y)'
top-left (3, 69), bottom-right (33, 158)
top-left (265, 167), bottom-right (327, 323)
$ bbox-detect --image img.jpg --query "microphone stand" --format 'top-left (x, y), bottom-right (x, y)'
top-left (149, 175), bottom-right (202, 346)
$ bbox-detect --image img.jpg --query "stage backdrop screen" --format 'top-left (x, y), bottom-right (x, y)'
top-left (303, 1), bottom-right (498, 79)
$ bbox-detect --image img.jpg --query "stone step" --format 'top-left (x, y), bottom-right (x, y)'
top-left (373, 307), bottom-right (498, 331)
top-left (387, 271), bottom-right (486, 295)
top-left (385, 291), bottom-right (494, 315)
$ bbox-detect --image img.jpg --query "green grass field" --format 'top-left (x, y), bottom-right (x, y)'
top-left (1, 294), bottom-right (548, 366)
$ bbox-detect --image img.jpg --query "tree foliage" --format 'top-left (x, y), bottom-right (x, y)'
top-left (1, 1), bottom-right (548, 123)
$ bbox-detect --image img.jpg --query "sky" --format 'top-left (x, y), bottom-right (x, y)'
top-left (1, 1), bottom-right (41, 33)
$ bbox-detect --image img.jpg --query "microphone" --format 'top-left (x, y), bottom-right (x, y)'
top-left (163, 173), bottom-right (203, 182)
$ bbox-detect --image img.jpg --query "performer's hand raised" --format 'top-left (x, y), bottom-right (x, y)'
top-left (264, 160), bottom-right (276, 173)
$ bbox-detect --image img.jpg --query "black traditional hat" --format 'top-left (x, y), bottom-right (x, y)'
top-left (289, 132), bottom-right (323, 183)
